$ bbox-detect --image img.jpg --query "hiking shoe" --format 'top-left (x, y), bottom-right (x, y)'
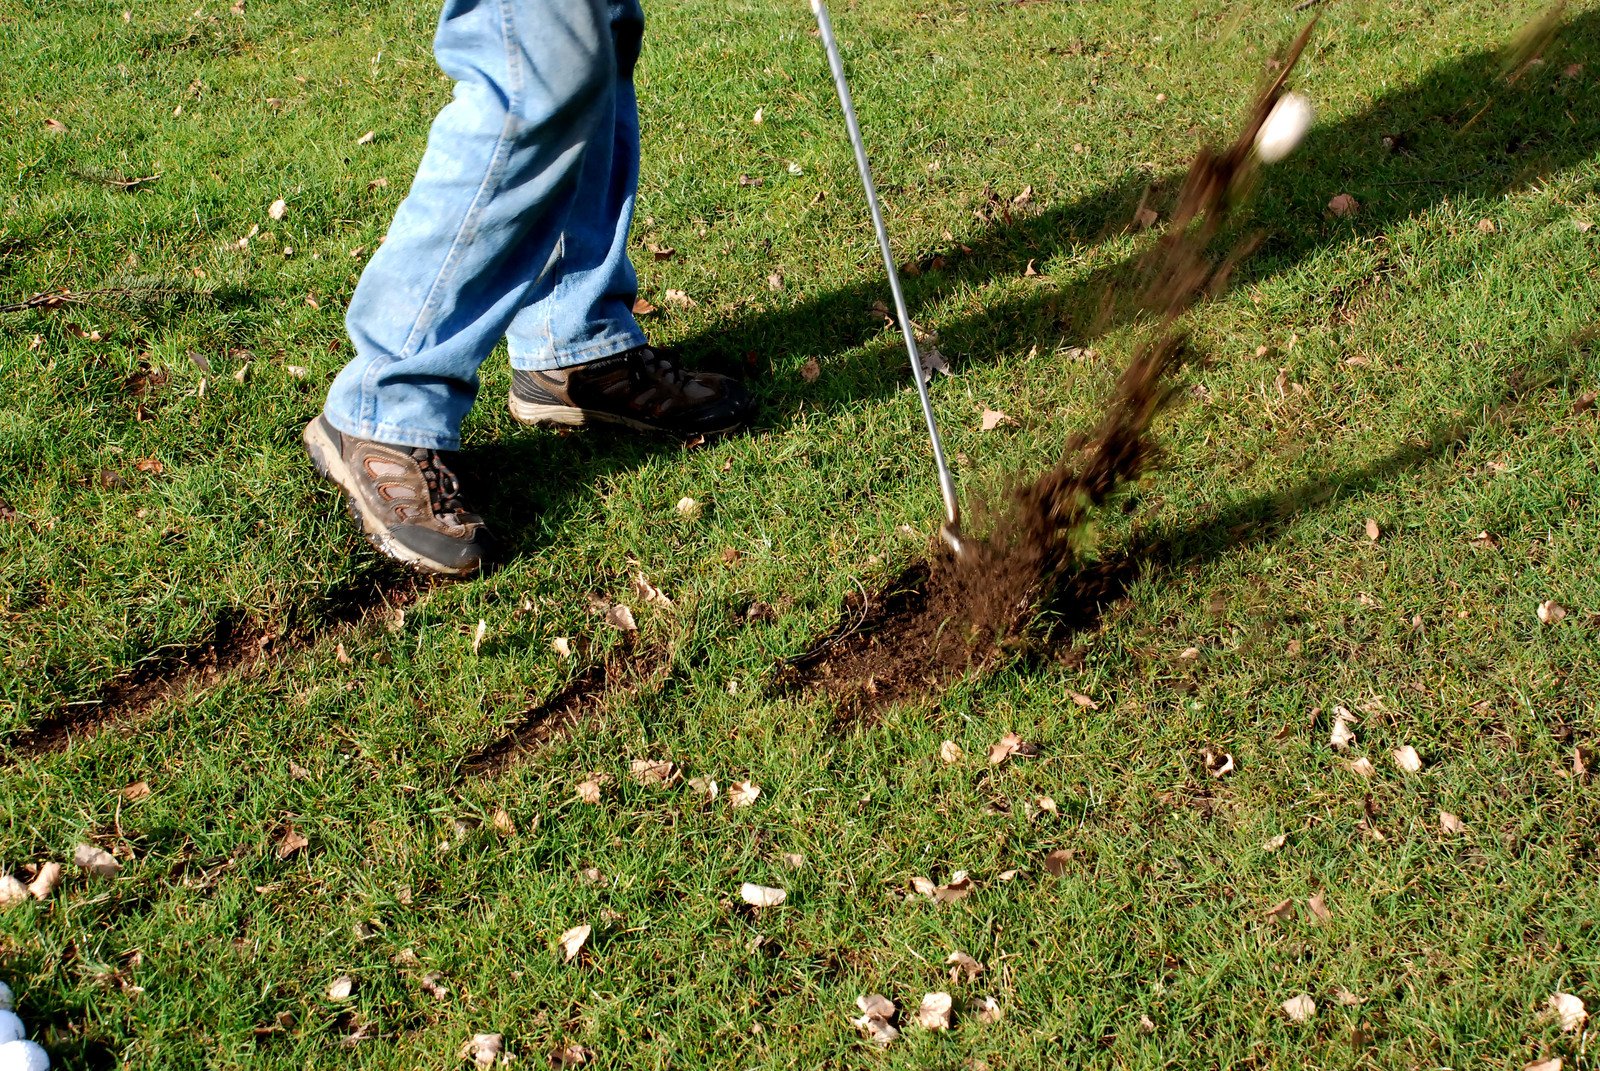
top-left (509, 345), bottom-right (754, 436)
top-left (303, 415), bottom-right (492, 578)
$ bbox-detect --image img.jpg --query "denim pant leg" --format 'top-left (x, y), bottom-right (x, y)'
top-left (507, 1), bottom-right (648, 372)
top-left (325, 0), bottom-right (645, 451)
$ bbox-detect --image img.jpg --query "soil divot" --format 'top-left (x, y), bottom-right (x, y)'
top-left (787, 20), bottom-right (1319, 715)
top-left (462, 641), bottom-right (672, 777)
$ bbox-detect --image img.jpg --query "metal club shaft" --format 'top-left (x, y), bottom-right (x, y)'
top-left (810, 0), bottom-right (963, 541)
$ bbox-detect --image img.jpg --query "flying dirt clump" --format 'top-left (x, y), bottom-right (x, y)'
top-left (789, 19), bottom-right (1319, 712)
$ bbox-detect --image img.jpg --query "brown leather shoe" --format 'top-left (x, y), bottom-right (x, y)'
top-left (508, 345), bottom-right (754, 437)
top-left (303, 416), bottom-right (492, 577)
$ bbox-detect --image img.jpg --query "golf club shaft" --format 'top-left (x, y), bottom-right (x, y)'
top-left (810, 0), bottom-right (961, 531)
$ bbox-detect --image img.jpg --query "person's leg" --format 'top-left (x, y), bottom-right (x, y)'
top-left (323, 0), bottom-right (622, 452)
top-left (503, 0), bottom-right (756, 436)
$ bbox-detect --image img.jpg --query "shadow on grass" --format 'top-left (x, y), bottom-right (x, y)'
top-left (475, 12), bottom-right (1599, 563)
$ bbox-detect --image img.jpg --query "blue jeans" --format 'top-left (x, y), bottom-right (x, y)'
top-left (324, 0), bottom-right (648, 451)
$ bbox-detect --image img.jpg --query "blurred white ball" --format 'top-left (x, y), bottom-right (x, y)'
top-left (0, 1014), bottom-right (23, 1045)
top-left (1254, 92), bottom-right (1313, 164)
top-left (0, 1040), bottom-right (49, 1071)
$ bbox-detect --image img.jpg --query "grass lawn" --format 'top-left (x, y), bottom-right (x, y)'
top-left (3, 0), bottom-right (1599, 1066)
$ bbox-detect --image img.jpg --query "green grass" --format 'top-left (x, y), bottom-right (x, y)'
top-left (3, 0), bottom-right (1599, 1067)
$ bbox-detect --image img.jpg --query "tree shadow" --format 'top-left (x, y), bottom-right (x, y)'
top-left (470, 12), bottom-right (1598, 563)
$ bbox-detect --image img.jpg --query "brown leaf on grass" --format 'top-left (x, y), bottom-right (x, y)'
top-left (1549, 992), bottom-right (1588, 1033)
top-left (121, 780), bottom-right (151, 800)
top-left (1308, 892), bottom-right (1332, 923)
top-left (460, 1033), bottom-right (502, 1068)
top-left (551, 636), bottom-right (573, 659)
top-left (74, 843), bottom-right (121, 876)
top-left (630, 573), bottom-right (674, 610)
top-left (604, 604), bottom-right (637, 632)
top-left (0, 875), bottom-right (29, 907)
top-left (1537, 600), bottom-right (1566, 624)
top-left (559, 923), bottom-right (591, 962)
top-left (134, 457), bottom-right (164, 475)
top-left (491, 808), bottom-right (516, 835)
top-left (419, 972), bottom-right (449, 999)
top-left (729, 780), bottom-right (761, 807)
top-left (355, 130), bottom-right (376, 145)
top-left (913, 872), bottom-right (974, 903)
top-left (1572, 390), bottom-right (1599, 415)
top-left (1071, 692), bottom-right (1099, 710)
top-left (1263, 833), bottom-right (1288, 852)
top-left (45, 118), bottom-right (68, 133)
top-left (268, 198), bottom-right (287, 220)
top-left (675, 496), bottom-right (700, 518)
top-left (646, 242), bottom-right (675, 261)
top-left (631, 296), bottom-right (657, 316)
top-left (1035, 796), bottom-right (1058, 815)
top-left (1134, 206), bottom-right (1160, 230)
top-left (767, 271), bottom-right (784, 290)
top-left (1575, 745), bottom-right (1594, 779)
top-left (1526, 1060), bottom-right (1563, 1071)
top-left (1281, 993), bottom-right (1316, 1022)
top-left (799, 357), bottom-right (821, 383)
top-left (1264, 898), bottom-right (1296, 923)
top-left (1328, 193), bottom-right (1360, 217)
top-left (780, 851), bottom-right (806, 869)
top-left (1439, 810), bottom-right (1464, 835)
top-left (1201, 747), bottom-right (1235, 779)
top-left (968, 995), bottom-right (1003, 1023)
top-left (918, 340), bottom-right (951, 382)
top-left (1392, 745), bottom-right (1423, 773)
top-left (1330, 706), bottom-right (1357, 750)
top-left (947, 951), bottom-right (984, 982)
top-left (917, 992), bottom-right (953, 1031)
top-left (1333, 986), bottom-right (1363, 1007)
top-left (275, 827), bottom-right (309, 860)
top-left (1043, 849), bottom-right (1073, 876)
top-left (629, 759), bottom-right (680, 787)
top-left (1364, 517), bottom-right (1381, 541)
top-left (576, 776), bottom-right (606, 805)
top-left (939, 740), bottom-right (963, 764)
top-left (988, 732), bottom-right (1037, 764)
top-left (687, 775), bottom-right (718, 801)
top-left (27, 862), bottom-right (62, 900)
top-left (1476, 218), bottom-right (1497, 234)
top-left (739, 883), bottom-right (786, 908)
top-left (662, 289), bottom-right (695, 308)
top-left (549, 1043), bottom-right (592, 1068)
top-left (852, 994), bottom-right (899, 1044)
top-left (327, 974), bottom-right (354, 1000)
top-left (980, 408), bottom-right (1015, 431)
top-left (1347, 756), bottom-right (1376, 777)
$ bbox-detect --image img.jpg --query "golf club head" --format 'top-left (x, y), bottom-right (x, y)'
top-left (939, 520), bottom-right (970, 561)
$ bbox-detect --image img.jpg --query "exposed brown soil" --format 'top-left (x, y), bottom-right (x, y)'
top-left (786, 21), bottom-right (1318, 715)
top-left (6, 572), bottom-right (426, 761)
top-left (461, 640), bottom-right (672, 777)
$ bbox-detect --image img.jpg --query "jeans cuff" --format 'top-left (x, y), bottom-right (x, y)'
top-left (321, 407), bottom-right (462, 453)
top-left (508, 327), bottom-right (648, 372)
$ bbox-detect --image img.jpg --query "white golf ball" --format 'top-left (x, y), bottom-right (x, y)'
top-left (0, 984), bottom-right (11, 1012)
top-left (0, 1040), bottom-right (48, 1071)
top-left (1254, 92), bottom-right (1313, 164)
top-left (0, 1013), bottom-right (23, 1045)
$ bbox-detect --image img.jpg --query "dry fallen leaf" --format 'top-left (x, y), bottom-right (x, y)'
top-left (939, 740), bottom-right (963, 764)
top-left (1035, 796), bottom-right (1058, 816)
top-left (0, 875), bottom-right (30, 908)
top-left (1308, 892), bottom-right (1332, 923)
top-left (1549, 992), bottom-right (1587, 1033)
top-left (687, 775), bottom-right (718, 801)
top-left (739, 883), bottom-right (786, 908)
top-left (472, 618), bottom-right (487, 655)
top-left (1392, 745), bottom-right (1423, 773)
top-left (932, 872), bottom-right (974, 903)
top-left (988, 732), bottom-right (1036, 764)
top-left (1364, 517), bottom-right (1381, 541)
top-left (918, 342), bottom-right (951, 382)
top-left (549, 1043), bottom-right (591, 1068)
top-left (576, 778), bottom-right (604, 805)
top-left (631, 296), bottom-right (657, 316)
top-left (1281, 993), bottom-right (1316, 1022)
top-left (1477, 217), bottom-right (1497, 234)
top-left (121, 780), bottom-right (151, 801)
top-left (1263, 833), bottom-right (1288, 852)
top-left (559, 924), bottom-right (591, 963)
top-left (275, 827), bottom-right (309, 860)
top-left (268, 198), bottom-right (287, 220)
top-left (628, 759), bottom-right (680, 787)
top-left (27, 862), bottom-right (62, 900)
top-left (1264, 898), bottom-right (1296, 923)
top-left (74, 843), bottom-right (121, 876)
top-left (917, 992), bottom-right (953, 1031)
top-left (491, 808), bottom-right (516, 835)
top-left (1333, 986), bottom-right (1363, 1007)
top-left (460, 1033), bottom-right (502, 1069)
top-left (969, 995), bottom-right (1003, 1024)
top-left (1439, 810), bottom-right (1464, 835)
top-left (729, 780), bottom-right (761, 808)
top-left (418, 971), bottom-right (449, 1000)
top-left (631, 573), bottom-right (674, 610)
top-left (551, 636), bottom-right (573, 659)
top-left (1330, 707), bottom-right (1357, 751)
top-left (1526, 1060), bottom-right (1563, 1071)
top-left (780, 851), bottom-right (806, 869)
top-left (1575, 745), bottom-right (1594, 779)
top-left (327, 975), bottom-right (354, 1000)
top-left (356, 129), bottom-right (376, 145)
top-left (1347, 756), bottom-right (1376, 777)
top-left (947, 951), bottom-right (983, 982)
top-left (662, 289), bottom-right (696, 308)
top-left (605, 604), bottom-right (637, 632)
top-left (1043, 849), bottom-right (1073, 877)
top-left (852, 994), bottom-right (899, 1044)
top-left (675, 496), bottom-right (700, 518)
top-left (1328, 193), bottom-right (1360, 217)
top-left (980, 408), bottom-right (1015, 431)
top-left (1201, 747), bottom-right (1235, 779)
top-left (1537, 600), bottom-right (1566, 624)
top-left (799, 357), bottom-right (821, 383)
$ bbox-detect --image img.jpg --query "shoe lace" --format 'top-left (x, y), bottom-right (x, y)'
top-left (410, 448), bottom-right (468, 520)
top-left (627, 346), bottom-right (693, 402)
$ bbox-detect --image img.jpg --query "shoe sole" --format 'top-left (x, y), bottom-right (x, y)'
top-left (302, 418), bottom-right (482, 579)
top-left (507, 391), bottom-right (746, 438)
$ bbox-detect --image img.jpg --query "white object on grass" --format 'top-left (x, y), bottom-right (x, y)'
top-left (1254, 92), bottom-right (1313, 164)
top-left (0, 1040), bottom-right (49, 1071)
top-left (0, 1014), bottom-right (23, 1045)
top-left (0, 985), bottom-right (11, 1012)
